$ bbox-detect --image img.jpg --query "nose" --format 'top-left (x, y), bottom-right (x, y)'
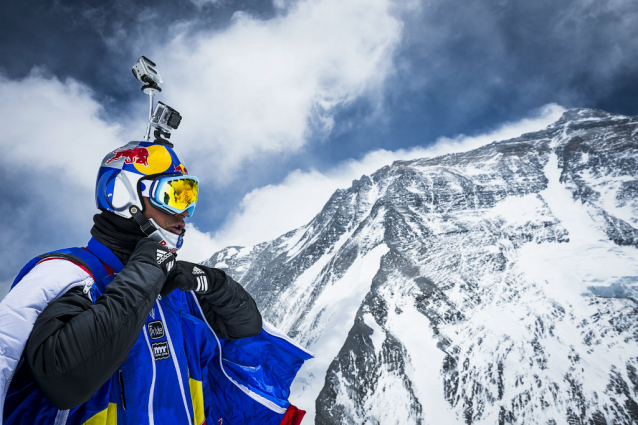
top-left (175, 210), bottom-right (188, 219)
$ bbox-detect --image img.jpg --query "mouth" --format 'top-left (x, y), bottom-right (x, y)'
top-left (170, 221), bottom-right (185, 235)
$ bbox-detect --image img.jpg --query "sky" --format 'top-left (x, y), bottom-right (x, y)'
top-left (1, 0), bottom-right (638, 298)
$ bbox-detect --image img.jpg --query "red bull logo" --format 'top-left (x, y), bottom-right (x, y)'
top-left (106, 147), bottom-right (150, 166)
top-left (174, 164), bottom-right (188, 175)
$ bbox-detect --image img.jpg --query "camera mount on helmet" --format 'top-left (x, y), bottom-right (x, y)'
top-left (132, 56), bottom-right (182, 146)
top-left (132, 56), bottom-right (163, 94)
top-left (150, 101), bottom-right (181, 146)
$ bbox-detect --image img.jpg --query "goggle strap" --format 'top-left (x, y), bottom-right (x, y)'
top-left (129, 205), bottom-right (157, 236)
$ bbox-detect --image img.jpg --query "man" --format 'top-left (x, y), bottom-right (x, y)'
top-left (0, 141), bottom-right (311, 425)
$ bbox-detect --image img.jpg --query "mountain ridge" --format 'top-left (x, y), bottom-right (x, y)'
top-left (203, 108), bottom-right (638, 424)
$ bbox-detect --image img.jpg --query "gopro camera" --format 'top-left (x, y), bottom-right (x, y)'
top-left (151, 101), bottom-right (182, 133)
top-left (132, 55), bottom-right (181, 144)
top-left (132, 56), bottom-right (163, 86)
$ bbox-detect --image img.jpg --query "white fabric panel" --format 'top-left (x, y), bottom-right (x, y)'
top-left (0, 260), bottom-right (93, 424)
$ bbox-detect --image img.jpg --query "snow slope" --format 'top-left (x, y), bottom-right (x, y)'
top-left (203, 108), bottom-right (638, 424)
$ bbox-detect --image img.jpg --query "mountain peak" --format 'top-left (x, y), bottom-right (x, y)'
top-left (204, 109), bottom-right (638, 424)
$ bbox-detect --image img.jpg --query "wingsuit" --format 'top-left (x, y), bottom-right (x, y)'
top-left (0, 211), bottom-right (312, 425)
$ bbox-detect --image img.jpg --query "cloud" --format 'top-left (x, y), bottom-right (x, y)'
top-left (0, 71), bottom-right (125, 287)
top-left (378, 0), bottom-right (638, 141)
top-left (0, 70), bottom-right (123, 185)
top-left (0, 0), bottom-right (404, 291)
top-left (188, 103), bottom-right (565, 256)
top-left (178, 223), bottom-right (220, 262)
top-left (153, 0), bottom-right (403, 184)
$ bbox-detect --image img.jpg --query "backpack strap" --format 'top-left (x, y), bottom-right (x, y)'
top-left (11, 247), bottom-right (113, 291)
top-left (35, 251), bottom-right (95, 280)
top-left (86, 238), bottom-right (124, 273)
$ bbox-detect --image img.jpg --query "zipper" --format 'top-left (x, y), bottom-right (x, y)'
top-left (118, 370), bottom-right (127, 410)
top-left (142, 318), bottom-right (157, 425)
top-left (156, 300), bottom-right (193, 424)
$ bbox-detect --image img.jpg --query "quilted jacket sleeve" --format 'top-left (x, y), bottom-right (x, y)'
top-left (25, 255), bottom-right (165, 410)
top-left (195, 270), bottom-right (263, 340)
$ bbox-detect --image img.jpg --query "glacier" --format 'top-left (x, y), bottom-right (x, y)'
top-left (203, 109), bottom-right (638, 424)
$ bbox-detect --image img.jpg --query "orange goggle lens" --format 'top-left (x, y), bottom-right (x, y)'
top-left (152, 176), bottom-right (199, 214)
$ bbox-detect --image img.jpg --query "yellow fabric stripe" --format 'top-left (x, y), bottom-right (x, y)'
top-left (82, 402), bottom-right (117, 425)
top-left (189, 378), bottom-right (206, 425)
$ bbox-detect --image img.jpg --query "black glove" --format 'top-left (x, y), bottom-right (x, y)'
top-left (160, 261), bottom-right (226, 297)
top-left (129, 238), bottom-right (177, 278)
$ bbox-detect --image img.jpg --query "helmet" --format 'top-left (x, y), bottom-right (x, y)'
top-left (95, 141), bottom-right (197, 251)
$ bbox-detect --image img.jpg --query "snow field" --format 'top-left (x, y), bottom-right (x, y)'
top-left (289, 243), bottom-right (389, 423)
top-left (381, 278), bottom-right (463, 424)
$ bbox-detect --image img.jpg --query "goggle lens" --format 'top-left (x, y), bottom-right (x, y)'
top-left (155, 177), bottom-right (199, 212)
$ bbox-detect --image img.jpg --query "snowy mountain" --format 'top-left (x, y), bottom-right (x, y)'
top-left (203, 109), bottom-right (638, 425)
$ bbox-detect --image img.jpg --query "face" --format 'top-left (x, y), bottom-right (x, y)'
top-left (142, 197), bottom-right (187, 235)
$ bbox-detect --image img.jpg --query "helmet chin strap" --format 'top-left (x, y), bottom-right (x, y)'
top-left (129, 206), bottom-right (184, 253)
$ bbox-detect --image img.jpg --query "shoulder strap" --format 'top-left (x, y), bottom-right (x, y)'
top-left (86, 238), bottom-right (124, 273)
top-left (11, 247), bottom-right (112, 290)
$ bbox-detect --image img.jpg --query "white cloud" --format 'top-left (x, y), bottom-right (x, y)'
top-left (2, 0), bottom-right (404, 190)
top-left (0, 0), bottom-right (404, 267)
top-left (0, 71), bottom-right (130, 287)
top-left (154, 0), bottom-right (403, 184)
top-left (178, 223), bottom-right (220, 263)
top-left (194, 103), bottom-right (565, 254)
top-left (0, 70), bottom-right (124, 186)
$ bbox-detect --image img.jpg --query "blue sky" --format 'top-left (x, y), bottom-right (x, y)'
top-left (1, 0), bottom-right (637, 297)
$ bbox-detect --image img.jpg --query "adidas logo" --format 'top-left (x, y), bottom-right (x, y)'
top-left (156, 249), bottom-right (172, 265)
top-left (196, 275), bottom-right (208, 292)
top-left (192, 266), bottom-right (208, 292)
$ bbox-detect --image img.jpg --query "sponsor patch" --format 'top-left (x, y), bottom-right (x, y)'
top-left (147, 320), bottom-right (165, 340)
top-left (151, 341), bottom-right (171, 361)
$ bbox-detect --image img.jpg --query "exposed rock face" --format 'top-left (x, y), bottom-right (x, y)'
top-left (203, 109), bottom-right (638, 424)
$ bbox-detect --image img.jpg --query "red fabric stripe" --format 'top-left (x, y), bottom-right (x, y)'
top-left (36, 257), bottom-right (94, 280)
top-left (280, 405), bottom-right (306, 425)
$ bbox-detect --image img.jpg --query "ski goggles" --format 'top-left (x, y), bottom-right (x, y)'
top-left (142, 175), bottom-right (199, 217)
